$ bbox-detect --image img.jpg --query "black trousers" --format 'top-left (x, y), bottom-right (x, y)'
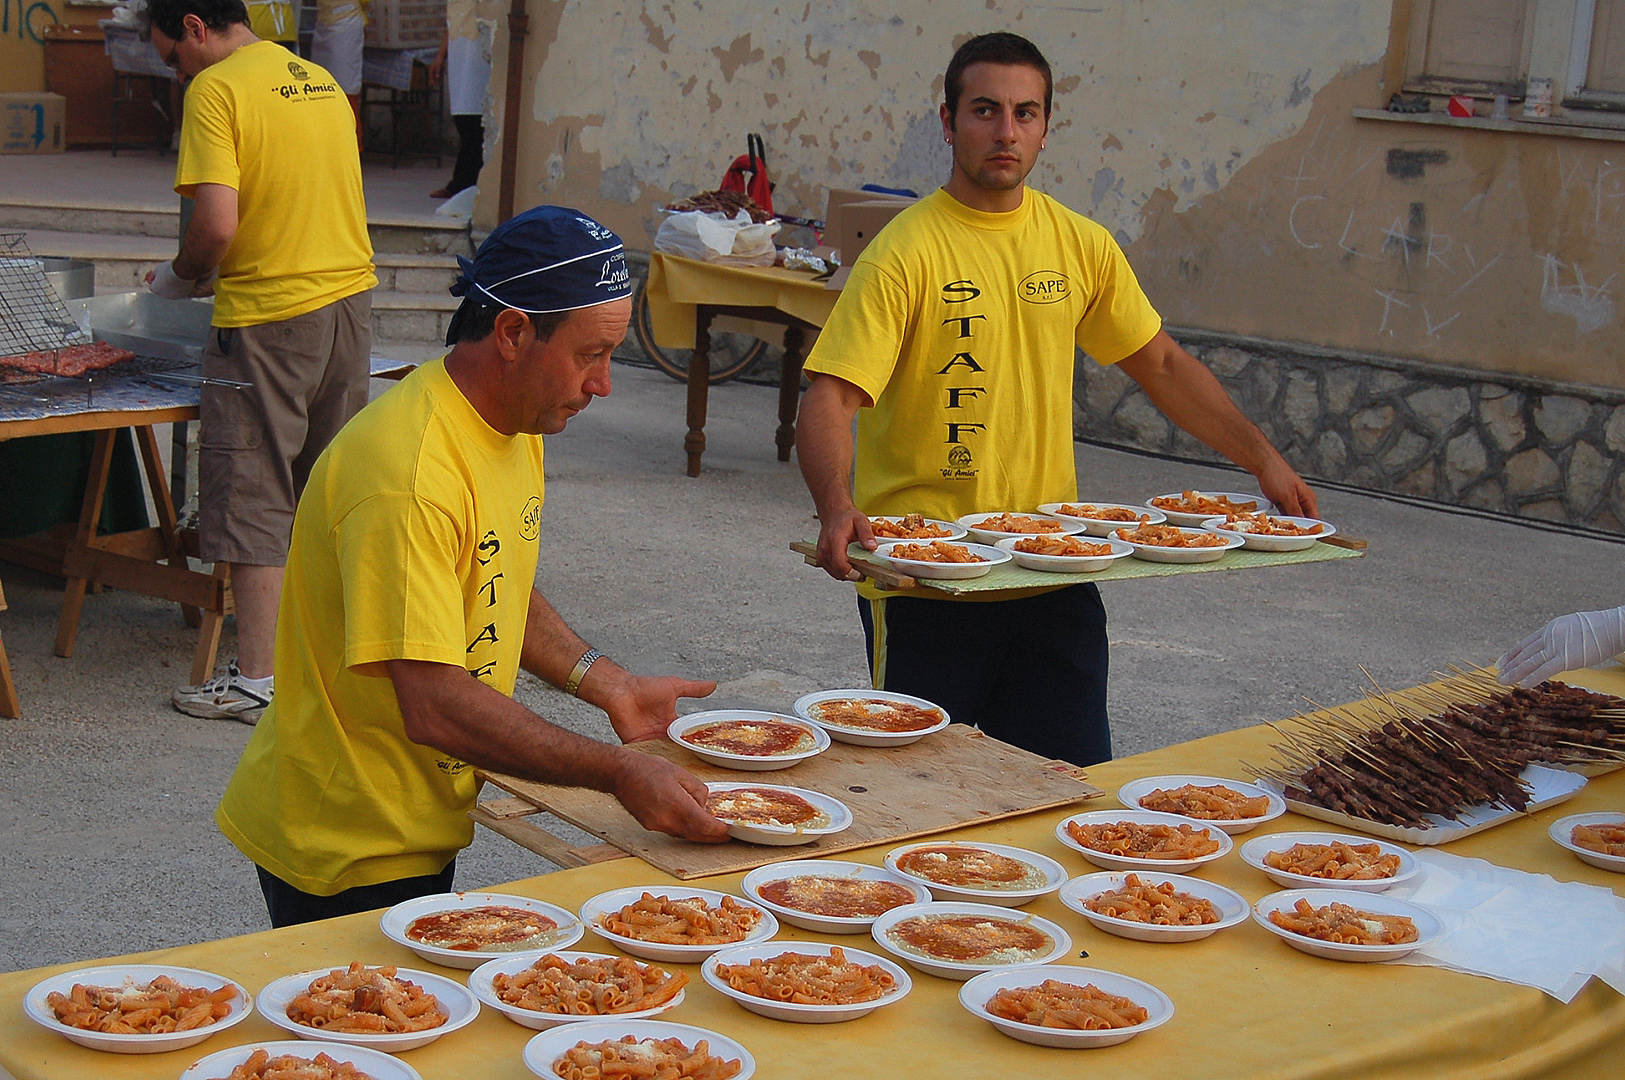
top-left (858, 583), bottom-right (1111, 767)
top-left (256, 860), bottom-right (457, 928)
top-left (446, 114), bottom-right (484, 195)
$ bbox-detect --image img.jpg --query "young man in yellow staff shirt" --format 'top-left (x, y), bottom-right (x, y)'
top-left (798, 32), bottom-right (1317, 767)
top-left (144, 0), bottom-right (376, 726)
top-left (216, 208), bottom-right (730, 926)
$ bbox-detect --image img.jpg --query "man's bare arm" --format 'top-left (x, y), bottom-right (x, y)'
top-left (796, 373), bottom-right (877, 580)
top-left (1115, 330), bottom-right (1318, 517)
top-left (173, 183), bottom-right (238, 283)
top-left (387, 659), bottom-right (729, 842)
top-left (516, 587), bottom-right (717, 744)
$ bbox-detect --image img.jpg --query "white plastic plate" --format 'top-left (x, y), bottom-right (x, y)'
top-left (883, 841), bottom-right (1066, 907)
top-left (1113, 524), bottom-right (1244, 564)
top-left (255, 966), bottom-right (479, 1051)
top-left (873, 540), bottom-right (1010, 580)
top-left (23, 964), bottom-right (252, 1055)
top-left (955, 511), bottom-right (1086, 544)
top-left (791, 688), bottom-right (951, 747)
top-left (870, 901), bottom-right (1071, 981)
top-left (467, 951), bottom-right (686, 1030)
top-left (522, 1019), bottom-right (755, 1080)
top-left (867, 515), bottom-right (967, 541)
top-left (1203, 514), bottom-right (1337, 552)
top-left (379, 891), bottom-right (584, 969)
top-left (702, 941), bottom-right (912, 1023)
top-left (667, 710), bottom-right (829, 772)
top-left (579, 886), bottom-right (778, 963)
top-left (740, 860), bottom-right (931, 934)
top-left (958, 966), bottom-right (1174, 1048)
top-left (1146, 491), bottom-right (1273, 526)
top-left (180, 1040), bottom-right (422, 1080)
top-left (1238, 831), bottom-right (1419, 891)
top-left (995, 535), bottom-right (1134, 573)
top-left (705, 781), bottom-right (853, 846)
top-left (1549, 811), bottom-right (1625, 873)
top-left (1057, 870), bottom-right (1250, 942)
top-left (1253, 888), bottom-right (1444, 962)
top-left (1115, 774), bottom-right (1287, 835)
top-left (1054, 809), bottom-right (1233, 873)
top-left (1039, 501), bottom-right (1166, 536)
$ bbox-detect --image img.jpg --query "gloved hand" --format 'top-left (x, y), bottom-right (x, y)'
top-left (147, 260), bottom-right (197, 299)
top-left (1497, 605), bottom-right (1625, 686)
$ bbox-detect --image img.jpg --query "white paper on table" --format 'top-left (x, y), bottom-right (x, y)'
top-left (1385, 848), bottom-right (1625, 1002)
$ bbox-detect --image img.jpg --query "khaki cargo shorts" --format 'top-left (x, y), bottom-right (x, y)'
top-left (198, 290), bottom-right (372, 566)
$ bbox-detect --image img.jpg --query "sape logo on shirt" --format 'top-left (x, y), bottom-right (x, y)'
top-left (936, 278), bottom-right (985, 480)
top-left (520, 497), bottom-right (541, 542)
top-left (466, 529), bottom-right (506, 684)
top-left (1019, 270), bottom-right (1071, 305)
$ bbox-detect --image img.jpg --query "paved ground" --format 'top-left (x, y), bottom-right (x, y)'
top-left (2, 361), bottom-right (1621, 974)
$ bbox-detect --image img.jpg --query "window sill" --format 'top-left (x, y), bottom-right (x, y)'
top-left (1352, 107), bottom-right (1625, 143)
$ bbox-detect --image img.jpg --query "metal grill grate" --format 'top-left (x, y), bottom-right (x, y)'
top-left (0, 233), bottom-right (93, 360)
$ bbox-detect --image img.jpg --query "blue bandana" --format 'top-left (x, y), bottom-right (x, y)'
top-left (449, 205), bottom-right (632, 316)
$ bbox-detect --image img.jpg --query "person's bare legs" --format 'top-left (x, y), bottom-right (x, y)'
top-left (230, 563), bottom-right (284, 679)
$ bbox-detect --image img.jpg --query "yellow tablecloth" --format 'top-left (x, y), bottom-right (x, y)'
top-left (4, 671), bottom-right (1624, 1080)
top-left (645, 253), bottom-right (839, 350)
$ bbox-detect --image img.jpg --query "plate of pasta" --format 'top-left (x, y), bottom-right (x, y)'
top-left (1202, 513), bottom-right (1337, 552)
top-left (1038, 501), bottom-right (1167, 536)
top-left (180, 1040), bottom-right (422, 1080)
top-left (701, 941), bottom-right (913, 1023)
top-left (1146, 490), bottom-right (1273, 526)
top-left (741, 860), bottom-right (931, 934)
top-left (873, 540), bottom-right (1010, 579)
top-left (521, 1019), bottom-right (755, 1080)
top-left (580, 887), bottom-right (779, 963)
top-left (705, 782), bottom-right (853, 846)
top-left (870, 901), bottom-right (1072, 980)
top-left (791, 688), bottom-right (952, 747)
top-left (1549, 812), bottom-right (1625, 872)
top-left (1057, 871), bottom-right (1250, 943)
top-left (668, 710), bottom-right (830, 771)
top-left (1253, 888), bottom-right (1444, 962)
top-left (1054, 809), bottom-right (1233, 873)
top-left (467, 951), bottom-right (688, 1030)
top-left (255, 962), bottom-right (479, 1051)
top-left (1238, 831), bottom-right (1419, 891)
top-left (23, 964), bottom-right (253, 1054)
top-left (1115, 774), bottom-right (1287, 834)
top-left (957, 967), bottom-right (1174, 1048)
top-left (955, 511), bottom-right (1087, 544)
top-left (379, 892), bottom-right (584, 969)
top-left (994, 534), bottom-right (1135, 572)
top-left (883, 841), bottom-right (1066, 906)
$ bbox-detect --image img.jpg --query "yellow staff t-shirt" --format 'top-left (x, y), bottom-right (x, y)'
top-left (216, 359), bottom-right (545, 895)
top-left (175, 41), bottom-right (376, 327)
top-left (804, 187), bottom-right (1162, 525)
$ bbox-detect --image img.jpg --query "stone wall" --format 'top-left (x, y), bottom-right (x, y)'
top-left (1075, 331), bottom-right (1625, 534)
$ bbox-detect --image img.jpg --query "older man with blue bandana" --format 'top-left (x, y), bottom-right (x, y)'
top-left (216, 207), bottom-right (729, 928)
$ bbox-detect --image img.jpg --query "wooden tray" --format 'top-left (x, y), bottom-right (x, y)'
top-left (477, 724), bottom-right (1103, 879)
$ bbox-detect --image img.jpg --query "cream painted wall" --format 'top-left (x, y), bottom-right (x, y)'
top-left (488, 1), bottom-right (1622, 388)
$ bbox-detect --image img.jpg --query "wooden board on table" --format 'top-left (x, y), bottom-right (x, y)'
top-left (480, 724), bottom-right (1103, 879)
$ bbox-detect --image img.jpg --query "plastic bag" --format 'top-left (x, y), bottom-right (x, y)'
top-left (654, 209), bottom-right (780, 267)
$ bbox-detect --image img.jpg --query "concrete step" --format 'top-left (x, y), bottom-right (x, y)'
top-left (0, 202), bottom-right (471, 256)
top-left (19, 229), bottom-right (462, 297)
top-left (372, 291), bottom-right (460, 344)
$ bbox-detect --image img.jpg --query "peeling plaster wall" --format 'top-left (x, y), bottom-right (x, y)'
top-left (490, 1), bottom-right (1621, 389)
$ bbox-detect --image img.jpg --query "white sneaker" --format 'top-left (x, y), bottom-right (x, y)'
top-left (172, 662), bottom-right (273, 725)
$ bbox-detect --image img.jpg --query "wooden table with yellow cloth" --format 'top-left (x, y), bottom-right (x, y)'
top-left (3, 669), bottom-right (1622, 1080)
top-left (643, 253), bottom-right (838, 477)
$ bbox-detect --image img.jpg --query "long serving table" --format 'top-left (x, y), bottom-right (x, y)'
top-left (2, 670), bottom-right (1623, 1080)
top-left (643, 253), bottom-right (838, 477)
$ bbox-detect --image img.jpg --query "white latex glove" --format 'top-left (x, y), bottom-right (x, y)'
top-left (1497, 605), bottom-right (1625, 686)
top-left (148, 260), bottom-right (197, 299)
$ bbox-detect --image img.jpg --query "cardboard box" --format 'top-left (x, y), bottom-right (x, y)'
top-left (826, 198), bottom-right (914, 290)
top-left (824, 188), bottom-right (914, 245)
top-left (1, 92), bottom-right (65, 154)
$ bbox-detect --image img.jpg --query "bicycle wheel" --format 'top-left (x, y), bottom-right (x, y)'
top-left (631, 278), bottom-right (771, 384)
